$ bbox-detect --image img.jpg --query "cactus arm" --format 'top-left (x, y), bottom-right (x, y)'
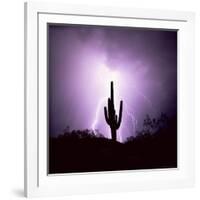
top-left (116, 100), bottom-right (123, 129)
top-left (115, 115), bottom-right (118, 129)
top-left (104, 106), bottom-right (110, 125)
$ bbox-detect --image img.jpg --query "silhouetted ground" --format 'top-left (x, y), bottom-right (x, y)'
top-left (49, 116), bottom-right (177, 174)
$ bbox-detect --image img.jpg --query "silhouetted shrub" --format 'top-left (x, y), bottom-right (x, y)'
top-left (49, 113), bottom-right (177, 174)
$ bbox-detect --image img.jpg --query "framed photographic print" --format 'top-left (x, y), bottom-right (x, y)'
top-left (24, 2), bottom-right (195, 197)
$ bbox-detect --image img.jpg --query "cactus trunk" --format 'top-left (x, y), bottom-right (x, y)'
top-left (104, 81), bottom-right (123, 141)
top-left (111, 129), bottom-right (117, 141)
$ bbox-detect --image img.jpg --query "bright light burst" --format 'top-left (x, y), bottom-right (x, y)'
top-left (97, 64), bottom-right (119, 83)
top-left (91, 63), bottom-right (155, 142)
top-left (96, 64), bottom-right (120, 96)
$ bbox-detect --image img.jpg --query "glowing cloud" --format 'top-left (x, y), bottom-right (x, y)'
top-left (48, 24), bottom-right (177, 143)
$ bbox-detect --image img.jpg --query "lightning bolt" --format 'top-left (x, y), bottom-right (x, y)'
top-left (91, 97), bottom-right (107, 134)
top-left (123, 101), bottom-right (138, 136)
top-left (132, 85), bottom-right (154, 112)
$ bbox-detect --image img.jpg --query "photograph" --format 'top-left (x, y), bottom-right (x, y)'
top-left (48, 23), bottom-right (177, 174)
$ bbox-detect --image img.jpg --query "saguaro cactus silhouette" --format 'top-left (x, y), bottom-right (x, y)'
top-left (104, 81), bottom-right (123, 141)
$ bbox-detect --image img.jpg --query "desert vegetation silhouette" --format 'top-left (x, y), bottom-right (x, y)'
top-left (104, 81), bottom-right (123, 141)
top-left (49, 82), bottom-right (177, 174)
top-left (49, 113), bottom-right (177, 174)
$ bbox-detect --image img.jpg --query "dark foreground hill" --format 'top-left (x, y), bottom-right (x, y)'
top-left (49, 126), bottom-right (177, 174)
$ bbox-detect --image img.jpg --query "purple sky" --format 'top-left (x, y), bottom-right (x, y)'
top-left (48, 24), bottom-right (177, 142)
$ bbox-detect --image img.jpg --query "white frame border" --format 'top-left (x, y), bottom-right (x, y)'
top-left (24, 2), bottom-right (195, 197)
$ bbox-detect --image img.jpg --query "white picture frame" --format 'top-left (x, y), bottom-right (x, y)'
top-left (24, 1), bottom-right (195, 197)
